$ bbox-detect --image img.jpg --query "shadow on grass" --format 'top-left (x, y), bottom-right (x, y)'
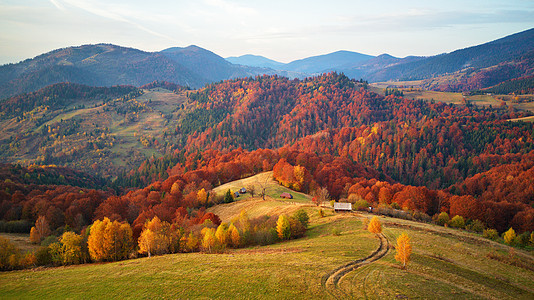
top-left (414, 253), bottom-right (533, 298)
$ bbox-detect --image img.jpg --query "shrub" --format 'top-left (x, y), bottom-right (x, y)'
top-left (412, 211), bottom-right (432, 223)
top-left (332, 228), bottom-right (341, 236)
top-left (253, 228), bottom-right (278, 246)
top-left (353, 199), bottom-right (370, 211)
top-left (35, 246), bottom-right (52, 266)
top-left (293, 209), bottom-right (309, 228)
top-left (449, 215), bottom-right (465, 229)
top-left (483, 229), bottom-right (499, 241)
top-left (41, 235), bottom-right (59, 247)
top-left (514, 232), bottom-right (531, 247)
top-left (289, 217), bottom-right (306, 239)
top-left (0, 237), bottom-right (20, 270)
top-left (318, 209), bottom-right (325, 218)
top-left (435, 212), bottom-right (450, 226)
top-left (465, 219), bottom-right (485, 233)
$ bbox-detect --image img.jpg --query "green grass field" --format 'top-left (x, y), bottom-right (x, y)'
top-left (1, 178), bottom-right (534, 299)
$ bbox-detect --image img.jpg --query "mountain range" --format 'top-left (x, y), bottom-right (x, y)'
top-left (0, 28), bottom-right (533, 99)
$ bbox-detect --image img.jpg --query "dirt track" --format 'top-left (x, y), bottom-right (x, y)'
top-left (321, 233), bottom-right (390, 296)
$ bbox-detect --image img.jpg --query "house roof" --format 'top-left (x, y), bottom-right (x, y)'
top-left (334, 202), bottom-right (352, 210)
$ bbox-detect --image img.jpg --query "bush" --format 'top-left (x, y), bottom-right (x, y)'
top-left (465, 219), bottom-right (485, 233)
top-left (353, 199), bottom-right (370, 211)
top-left (318, 209), bottom-right (325, 218)
top-left (41, 235), bottom-right (59, 247)
top-left (435, 212), bottom-right (450, 226)
top-left (514, 232), bottom-right (531, 247)
top-left (449, 215), bottom-right (465, 229)
top-left (0, 237), bottom-right (20, 270)
top-left (35, 246), bottom-right (52, 266)
top-left (332, 228), bottom-right (341, 236)
top-left (253, 228), bottom-right (279, 246)
top-left (412, 211), bottom-right (432, 223)
top-left (483, 229), bottom-right (499, 240)
top-left (293, 209), bottom-right (309, 228)
top-left (289, 217), bottom-right (306, 239)
top-left (375, 207), bottom-right (412, 220)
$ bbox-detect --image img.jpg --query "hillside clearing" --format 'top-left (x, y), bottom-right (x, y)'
top-left (2, 198), bottom-right (533, 299)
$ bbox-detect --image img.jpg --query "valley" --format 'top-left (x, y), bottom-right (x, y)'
top-left (1, 25), bottom-right (534, 300)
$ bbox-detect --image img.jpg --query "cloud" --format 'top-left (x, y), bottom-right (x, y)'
top-left (51, 0), bottom-right (177, 41)
top-left (50, 0), bottom-right (66, 11)
top-left (203, 0), bottom-right (257, 16)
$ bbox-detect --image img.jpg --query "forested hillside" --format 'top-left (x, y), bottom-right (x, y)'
top-left (1, 73), bottom-right (534, 242)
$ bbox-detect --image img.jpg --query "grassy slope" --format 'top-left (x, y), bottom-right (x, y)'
top-left (1, 177), bottom-right (534, 299)
top-left (212, 171), bottom-right (312, 203)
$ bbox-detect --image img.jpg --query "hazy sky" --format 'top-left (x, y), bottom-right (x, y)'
top-left (1, 0), bottom-right (533, 64)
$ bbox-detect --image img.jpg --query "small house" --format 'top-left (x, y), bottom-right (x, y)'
top-left (280, 192), bottom-right (293, 199)
top-left (234, 191), bottom-right (240, 198)
top-left (239, 188), bottom-right (247, 194)
top-left (334, 202), bottom-right (352, 212)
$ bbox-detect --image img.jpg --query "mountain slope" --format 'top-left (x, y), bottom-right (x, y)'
top-left (0, 44), bottom-right (284, 99)
top-left (160, 46), bottom-right (274, 83)
top-left (0, 44), bottom-right (206, 99)
top-left (364, 28), bottom-right (534, 82)
top-left (281, 50), bottom-right (374, 74)
top-left (226, 54), bottom-right (285, 69)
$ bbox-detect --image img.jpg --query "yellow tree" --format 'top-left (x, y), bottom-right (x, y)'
top-left (29, 227), bottom-right (40, 244)
top-left (367, 216), bottom-right (382, 234)
top-left (138, 216), bottom-right (171, 257)
top-left (215, 223), bottom-right (228, 247)
top-left (503, 227), bottom-right (516, 245)
top-left (88, 218), bottom-right (111, 261)
top-left (107, 221), bottom-right (133, 261)
top-left (184, 232), bottom-right (199, 252)
top-left (395, 233), bottom-right (412, 269)
top-left (88, 217), bottom-right (133, 262)
top-left (197, 188), bottom-right (208, 206)
top-left (228, 223), bottom-right (241, 247)
top-left (60, 231), bottom-right (85, 265)
top-left (276, 214), bottom-right (291, 240)
top-left (201, 227), bottom-right (217, 253)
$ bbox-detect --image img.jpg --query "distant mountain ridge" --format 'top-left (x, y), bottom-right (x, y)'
top-left (227, 28), bottom-right (534, 91)
top-left (226, 54), bottom-right (284, 70)
top-left (1, 28), bottom-right (533, 98)
top-left (0, 44), bottom-right (283, 99)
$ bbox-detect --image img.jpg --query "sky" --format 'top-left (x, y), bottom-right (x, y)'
top-left (0, 0), bottom-right (533, 65)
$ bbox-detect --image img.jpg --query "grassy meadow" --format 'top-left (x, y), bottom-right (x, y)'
top-left (1, 191), bottom-right (534, 299)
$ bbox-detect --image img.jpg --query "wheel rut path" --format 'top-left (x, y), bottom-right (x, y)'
top-left (322, 233), bottom-right (390, 294)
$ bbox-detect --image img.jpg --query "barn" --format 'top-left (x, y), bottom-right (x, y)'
top-left (280, 192), bottom-right (293, 199)
top-left (334, 202), bottom-right (352, 212)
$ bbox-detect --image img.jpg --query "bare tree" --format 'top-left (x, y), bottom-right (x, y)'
top-left (312, 187), bottom-right (330, 206)
top-left (256, 174), bottom-right (270, 201)
top-left (246, 184), bottom-right (256, 198)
